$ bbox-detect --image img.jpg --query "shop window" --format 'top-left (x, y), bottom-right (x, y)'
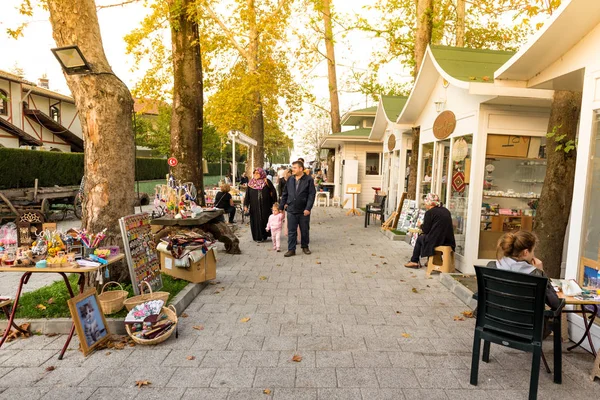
top-left (580, 112), bottom-right (600, 285)
top-left (478, 134), bottom-right (547, 259)
top-left (0, 90), bottom-right (8, 116)
top-left (50, 105), bottom-right (60, 123)
top-left (448, 135), bottom-right (472, 256)
top-left (418, 142), bottom-right (434, 202)
top-left (366, 153), bottom-right (381, 175)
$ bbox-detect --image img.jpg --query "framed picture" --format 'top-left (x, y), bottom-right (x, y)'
top-left (67, 289), bottom-right (110, 356)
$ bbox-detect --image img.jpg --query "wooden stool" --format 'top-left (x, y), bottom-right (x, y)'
top-left (426, 246), bottom-right (455, 277)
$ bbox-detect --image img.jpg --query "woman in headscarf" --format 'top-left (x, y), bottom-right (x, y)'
top-left (244, 168), bottom-right (278, 242)
top-left (404, 193), bottom-right (456, 268)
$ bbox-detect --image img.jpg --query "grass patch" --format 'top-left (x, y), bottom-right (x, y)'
top-left (1, 274), bottom-right (190, 320)
top-left (390, 229), bottom-right (406, 236)
top-left (135, 176), bottom-right (224, 196)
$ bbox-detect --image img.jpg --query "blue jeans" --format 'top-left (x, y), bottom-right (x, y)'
top-left (287, 212), bottom-right (310, 251)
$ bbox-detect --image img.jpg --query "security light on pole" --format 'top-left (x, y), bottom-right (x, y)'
top-left (51, 45), bottom-right (92, 75)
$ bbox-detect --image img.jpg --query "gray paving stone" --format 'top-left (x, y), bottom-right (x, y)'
top-left (120, 349), bottom-right (171, 367)
top-left (79, 366), bottom-right (131, 387)
top-left (0, 387), bottom-right (49, 400)
top-left (374, 368), bottom-right (420, 389)
top-left (123, 366), bottom-right (177, 388)
top-left (227, 388), bottom-right (274, 400)
top-left (272, 388), bottom-right (316, 400)
top-left (262, 337), bottom-right (297, 351)
top-left (387, 352), bottom-right (428, 368)
top-left (40, 386), bottom-right (96, 400)
top-left (310, 323), bottom-right (344, 337)
top-left (239, 351), bottom-right (280, 367)
top-left (278, 351), bottom-right (316, 368)
top-left (0, 367), bottom-right (12, 379)
top-left (360, 388), bottom-right (406, 400)
top-left (210, 367), bottom-right (256, 388)
top-left (414, 368), bottom-right (462, 389)
top-left (0, 367), bottom-right (46, 386)
top-left (402, 388), bottom-right (448, 399)
top-left (352, 351), bottom-right (392, 368)
top-left (295, 368), bottom-right (336, 388)
top-left (87, 387), bottom-right (140, 400)
top-left (192, 335), bottom-right (232, 351)
top-left (227, 336), bottom-right (265, 351)
top-left (298, 337), bottom-right (332, 351)
top-left (316, 388), bottom-right (361, 400)
top-left (315, 351), bottom-right (354, 367)
top-left (181, 388), bottom-right (229, 400)
top-left (335, 367), bottom-right (379, 388)
top-left (253, 367), bottom-right (296, 388)
top-left (35, 366), bottom-right (92, 386)
top-left (365, 338), bottom-right (401, 351)
top-left (200, 351), bottom-right (243, 367)
top-left (1, 350), bottom-right (57, 367)
top-left (331, 337), bottom-right (367, 352)
top-left (132, 387), bottom-right (186, 400)
top-left (280, 324), bottom-right (311, 337)
top-left (165, 367), bottom-right (216, 388)
top-left (343, 325), bottom-right (377, 338)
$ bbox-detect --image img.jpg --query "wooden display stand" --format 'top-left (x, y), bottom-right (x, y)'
top-left (490, 215), bottom-right (533, 232)
top-left (346, 184), bottom-right (361, 216)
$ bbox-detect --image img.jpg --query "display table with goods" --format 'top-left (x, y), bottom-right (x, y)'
top-left (0, 223), bottom-right (123, 359)
top-left (478, 156), bottom-right (547, 259)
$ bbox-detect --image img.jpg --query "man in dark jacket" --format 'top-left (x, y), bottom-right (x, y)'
top-left (280, 160), bottom-right (316, 257)
top-left (404, 193), bottom-right (456, 268)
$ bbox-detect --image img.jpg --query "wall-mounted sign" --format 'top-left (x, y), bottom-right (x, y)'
top-left (387, 134), bottom-right (396, 152)
top-left (433, 110), bottom-right (456, 140)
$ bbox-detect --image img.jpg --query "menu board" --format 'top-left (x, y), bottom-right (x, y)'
top-left (119, 212), bottom-right (163, 295)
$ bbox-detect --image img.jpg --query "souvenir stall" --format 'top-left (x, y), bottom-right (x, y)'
top-left (493, 0), bottom-right (600, 355)
top-left (397, 44), bottom-right (554, 273)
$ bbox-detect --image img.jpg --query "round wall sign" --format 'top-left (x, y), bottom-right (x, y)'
top-left (433, 110), bottom-right (456, 140)
top-left (168, 157), bottom-right (178, 167)
top-left (387, 134), bottom-right (396, 152)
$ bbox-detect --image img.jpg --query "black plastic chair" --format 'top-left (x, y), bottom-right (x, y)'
top-left (470, 265), bottom-right (565, 400)
top-left (364, 195), bottom-right (386, 228)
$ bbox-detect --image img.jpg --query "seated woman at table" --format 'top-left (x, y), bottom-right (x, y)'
top-left (489, 231), bottom-right (561, 309)
top-left (404, 193), bottom-right (455, 268)
top-left (214, 183), bottom-right (236, 224)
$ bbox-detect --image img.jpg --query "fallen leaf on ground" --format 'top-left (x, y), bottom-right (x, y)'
top-left (263, 389), bottom-right (272, 394)
top-left (186, 356), bottom-right (196, 360)
top-left (316, 261), bottom-right (321, 265)
top-left (135, 380), bottom-right (151, 388)
top-left (411, 288), bottom-right (418, 293)
top-left (291, 354), bottom-right (303, 362)
top-left (259, 276), bottom-right (268, 280)
top-left (193, 325), bottom-right (204, 331)
top-left (208, 281), bottom-right (221, 285)
top-left (383, 262), bottom-right (388, 265)
top-left (240, 317), bottom-right (251, 323)
top-left (180, 313), bottom-right (189, 318)
top-left (36, 304), bottom-right (47, 311)
top-left (351, 271), bottom-right (357, 274)
top-left (462, 311), bottom-right (474, 318)
top-left (380, 256), bottom-right (385, 259)
top-left (399, 279), bottom-right (406, 282)
top-left (401, 333), bottom-right (411, 338)
top-left (45, 366), bottom-right (55, 372)
top-left (105, 352), bottom-right (112, 356)
top-left (47, 298), bottom-right (55, 305)
top-left (453, 316), bottom-right (465, 321)
top-left (45, 333), bottom-right (58, 337)
top-left (371, 253), bottom-right (377, 256)
top-left (395, 311), bottom-right (402, 314)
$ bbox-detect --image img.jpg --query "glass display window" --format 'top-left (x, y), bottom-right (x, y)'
top-left (419, 142), bottom-right (434, 202)
top-left (434, 139), bottom-right (451, 204)
top-left (478, 135), bottom-right (547, 259)
top-left (448, 135), bottom-right (472, 256)
top-left (579, 112), bottom-right (600, 286)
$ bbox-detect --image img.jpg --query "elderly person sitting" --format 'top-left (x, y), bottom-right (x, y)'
top-left (404, 193), bottom-right (456, 268)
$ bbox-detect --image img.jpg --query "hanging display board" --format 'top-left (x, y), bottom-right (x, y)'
top-left (119, 212), bottom-right (163, 295)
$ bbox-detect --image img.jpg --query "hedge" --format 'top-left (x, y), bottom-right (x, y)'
top-left (0, 148), bottom-right (169, 189)
top-left (0, 149), bottom-right (251, 189)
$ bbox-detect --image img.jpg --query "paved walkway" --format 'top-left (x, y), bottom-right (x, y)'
top-left (1, 208), bottom-right (599, 399)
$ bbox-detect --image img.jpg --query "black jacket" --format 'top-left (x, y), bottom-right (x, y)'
top-left (420, 206), bottom-right (456, 258)
top-left (280, 174), bottom-right (316, 214)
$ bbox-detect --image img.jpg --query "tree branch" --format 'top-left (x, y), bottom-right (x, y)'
top-left (201, 3), bottom-right (250, 60)
top-left (96, 0), bottom-right (141, 10)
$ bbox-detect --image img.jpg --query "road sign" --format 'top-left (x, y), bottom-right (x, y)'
top-left (168, 157), bottom-right (178, 167)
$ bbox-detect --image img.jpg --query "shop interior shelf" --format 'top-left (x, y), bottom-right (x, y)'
top-left (483, 195), bottom-right (540, 199)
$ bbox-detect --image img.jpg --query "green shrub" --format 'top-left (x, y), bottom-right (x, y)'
top-left (0, 148), bottom-right (170, 189)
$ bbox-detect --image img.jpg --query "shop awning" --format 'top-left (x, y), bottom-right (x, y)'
top-left (0, 117), bottom-right (43, 146)
top-left (24, 109), bottom-right (84, 152)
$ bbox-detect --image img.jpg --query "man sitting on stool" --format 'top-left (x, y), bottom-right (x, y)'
top-left (404, 193), bottom-right (455, 268)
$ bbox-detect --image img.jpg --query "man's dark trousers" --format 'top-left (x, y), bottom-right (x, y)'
top-left (287, 212), bottom-right (310, 251)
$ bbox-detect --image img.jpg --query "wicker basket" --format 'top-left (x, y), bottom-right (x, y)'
top-left (97, 281), bottom-right (128, 315)
top-left (125, 305), bottom-right (178, 345)
top-left (123, 281), bottom-right (170, 311)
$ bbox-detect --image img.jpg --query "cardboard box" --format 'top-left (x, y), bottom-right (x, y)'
top-left (159, 248), bottom-right (217, 283)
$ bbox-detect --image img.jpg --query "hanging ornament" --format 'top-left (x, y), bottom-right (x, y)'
top-left (452, 138), bottom-right (469, 162)
top-left (452, 171), bottom-right (466, 193)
